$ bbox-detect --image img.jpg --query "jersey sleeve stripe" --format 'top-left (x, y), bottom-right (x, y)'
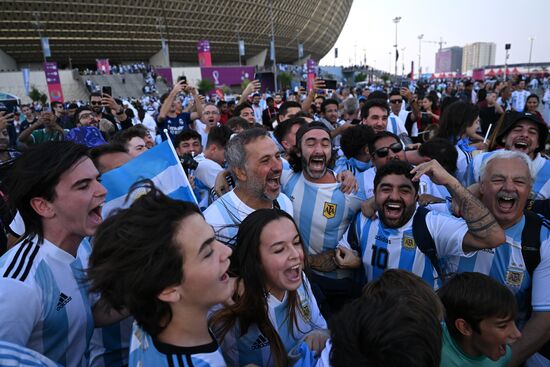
top-left (2, 238), bottom-right (29, 277)
top-left (18, 244), bottom-right (40, 282)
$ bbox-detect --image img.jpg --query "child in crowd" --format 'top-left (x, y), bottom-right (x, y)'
top-left (87, 182), bottom-right (234, 366)
top-left (437, 272), bottom-right (522, 367)
top-left (319, 269), bottom-right (444, 367)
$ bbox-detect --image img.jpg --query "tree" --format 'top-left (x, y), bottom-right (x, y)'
top-left (380, 73), bottom-right (391, 84)
top-left (354, 72), bottom-right (367, 83)
top-left (241, 78), bottom-right (250, 91)
top-left (278, 72), bottom-right (293, 89)
top-left (197, 78), bottom-right (215, 94)
top-left (29, 85), bottom-right (42, 102)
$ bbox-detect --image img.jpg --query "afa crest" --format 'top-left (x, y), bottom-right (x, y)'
top-left (323, 202), bottom-right (337, 219)
top-left (402, 235), bottom-right (416, 250)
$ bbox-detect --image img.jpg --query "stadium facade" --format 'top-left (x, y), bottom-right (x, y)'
top-left (0, 0), bottom-right (353, 68)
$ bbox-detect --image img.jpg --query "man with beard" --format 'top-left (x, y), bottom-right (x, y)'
top-left (361, 132), bottom-right (447, 201)
top-left (204, 128), bottom-right (293, 247)
top-left (446, 150), bottom-right (550, 367)
top-left (282, 122), bottom-right (364, 315)
top-left (89, 91), bottom-right (132, 130)
top-left (336, 159), bottom-right (505, 289)
top-left (468, 112), bottom-right (549, 199)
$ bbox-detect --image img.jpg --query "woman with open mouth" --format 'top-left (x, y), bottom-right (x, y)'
top-left (210, 209), bottom-right (329, 367)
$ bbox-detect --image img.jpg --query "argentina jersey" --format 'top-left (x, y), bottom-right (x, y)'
top-left (468, 151), bottom-right (550, 199)
top-left (0, 236), bottom-right (94, 367)
top-left (282, 171), bottom-right (362, 279)
top-left (218, 276), bottom-right (326, 367)
top-left (446, 215), bottom-right (550, 317)
top-left (128, 322), bottom-right (226, 367)
top-left (204, 189), bottom-right (293, 247)
top-left (339, 209), bottom-right (469, 289)
top-left (0, 341), bottom-right (59, 367)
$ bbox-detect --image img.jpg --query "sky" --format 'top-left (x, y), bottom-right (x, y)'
top-left (320, 0), bottom-right (549, 74)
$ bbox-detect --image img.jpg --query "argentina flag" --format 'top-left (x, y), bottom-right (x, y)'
top-left (101, 139), bottom-right (197, 218)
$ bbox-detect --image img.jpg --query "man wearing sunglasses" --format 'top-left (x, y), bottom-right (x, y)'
top-left (89, 91), bottom-right (131, 131)
top-left (360, 132), bottom-right (448, 202)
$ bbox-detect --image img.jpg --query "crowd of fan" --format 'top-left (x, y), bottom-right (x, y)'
top-left (0, 70), bottom-right (549, 367)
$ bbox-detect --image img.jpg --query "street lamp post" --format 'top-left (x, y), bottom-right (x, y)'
top-left (269, 0), bottom-right (278, 91)
top-left (528, 37), bottom-right (535, 73)
top-left (418, 34), bottom-right (424, 79)
top-left (393, 16), bottom-right (401, 76)
top-left (401, 47), bottom-right (406, 76)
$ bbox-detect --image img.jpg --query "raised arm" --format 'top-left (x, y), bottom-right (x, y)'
top-left (411, 160), bottom-right (505, 252)
top-left (158, 80), bottom-right (187, 121)
top-left (301, 78), bottom-right (326, 112)
top-left (237, 79), bottom-right (260, 106)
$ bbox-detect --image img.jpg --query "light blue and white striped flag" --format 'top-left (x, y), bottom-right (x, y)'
top-left (101, 139), bottom-right (197, 218)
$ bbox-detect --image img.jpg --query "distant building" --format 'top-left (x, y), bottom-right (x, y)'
top-left (462, 42), bottom-right (496, 72)
top-left (435, 47), bottom-right (463, 73)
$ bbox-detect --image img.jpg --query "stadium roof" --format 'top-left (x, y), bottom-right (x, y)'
top-left (0, 0), bottom-right (353, 67)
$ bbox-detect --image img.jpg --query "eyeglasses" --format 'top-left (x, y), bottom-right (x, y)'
top-left (389, 99), bottom-right (403, 104)
top-left (203, 111), bottom-right (220, 115)
top-left (373, 142), bottom-right (403, 158)
top-left (90, 101), bottom-right (102, 106)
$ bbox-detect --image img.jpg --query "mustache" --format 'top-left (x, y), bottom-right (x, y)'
top-left (496, 192), bottom-right (518, 200)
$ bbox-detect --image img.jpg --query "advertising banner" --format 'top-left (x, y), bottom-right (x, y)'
top-left (200, 66), bottom-right (255, 86)
top-left (197, 40), bottom-right (212, 67)
top-left (44, 62), bottom-right (64, 102)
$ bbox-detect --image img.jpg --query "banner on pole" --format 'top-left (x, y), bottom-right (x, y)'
top-left (44, 62), bottom-right (64, 102)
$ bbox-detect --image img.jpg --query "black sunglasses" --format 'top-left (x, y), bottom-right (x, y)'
top-left (90, 101), bottom-right (102, 106)
top-left (389, 99), bottom-right (403, 104)
top-left (374, 142), bottom-right (403, 158)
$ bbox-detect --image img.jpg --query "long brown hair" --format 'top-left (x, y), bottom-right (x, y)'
top-left (210, 209), bottom-right (310, 367)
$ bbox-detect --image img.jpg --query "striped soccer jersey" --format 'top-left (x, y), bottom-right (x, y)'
top-left (204, 189), bottom-right (293, 247)
top-left (0, 236), bottom-right (94, 367)
top-left (216, 275), bottom-right (326, 367)
top-left (0, 341), bottom-right (59, 367)
top-left (467, 151), bottom-right (550, 199)
top-left (445, 214), bottom-right (550, 316)
top-left (128, 322), bottom-right (226, 367)
top-left (339, 208), bottom-right (469, 289)
top-left (281, 171), bottom-right (362, 279)
top-left (77, 238), bottom-right (132, 367)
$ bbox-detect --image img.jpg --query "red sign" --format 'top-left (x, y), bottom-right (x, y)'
top-left (44, 62), bottom-right (64, 102)
top-left (307, 59), bottom-right (317, 92)
top-left (197, 40), bottom-right (212, 67)
top-left (96, 59), bottom-right (111, 74)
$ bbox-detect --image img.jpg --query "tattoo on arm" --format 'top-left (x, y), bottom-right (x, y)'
top-left (447, 181), bottom-right (500, 238)
top-left (308, 250), bottom-right (337, 273)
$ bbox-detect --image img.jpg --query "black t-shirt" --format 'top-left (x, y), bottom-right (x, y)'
top-left (479, 106), bottom-right (501, 135)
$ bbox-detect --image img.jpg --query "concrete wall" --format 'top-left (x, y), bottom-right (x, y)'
top-left (0, 49), bottom-right (17, 71)
top-left (0, 69), bottom-right (89, 103)
top-left (170, 67), bottom-right (202, 87)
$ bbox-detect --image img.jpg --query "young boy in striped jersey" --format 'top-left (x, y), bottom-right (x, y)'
top-left (87, 183), bottom-right (233, 367)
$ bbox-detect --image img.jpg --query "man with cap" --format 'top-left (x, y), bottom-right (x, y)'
top-left (282, 122), bottom-right (364, 316)
top-left (468, 111), bottom-right (549, 199)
